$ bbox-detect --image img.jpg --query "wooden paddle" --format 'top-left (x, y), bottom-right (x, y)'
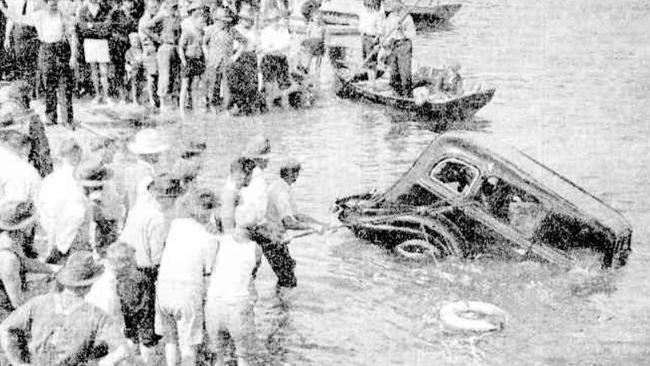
top-left (351, 0), bottom-right (424, 77)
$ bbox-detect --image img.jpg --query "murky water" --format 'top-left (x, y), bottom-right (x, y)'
top-left (123, 0), bottom-right (650, 364)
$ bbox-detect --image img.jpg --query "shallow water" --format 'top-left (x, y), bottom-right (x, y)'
top-left (87, 0), bottom-right (650, 364)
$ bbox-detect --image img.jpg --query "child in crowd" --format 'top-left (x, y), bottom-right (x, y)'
top-left (202, 6), bottom-right (236, 112)
top-left (178, 1), bottom-right (207, 113)
top-left (125, 33), bottom-right (145, 105)
top-left (107, 242), bottom-right (161, 365)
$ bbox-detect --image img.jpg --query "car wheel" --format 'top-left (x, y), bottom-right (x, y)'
top-left (424, 220), bottom-right (463, 257)
top-left (395, 239), bottom-right (441, 261)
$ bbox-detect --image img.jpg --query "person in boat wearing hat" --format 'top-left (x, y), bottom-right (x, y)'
top-left (381, 0), bottom-right (416, 97)
top-left (0, 200), bottom-right (58, 323)
top-left (0, 251), bottom-right (130, 366)
top-left (202, 5), bottom-right (237, 112)
top-left (123, 128), bottom-right (170, 214)
top-left (261, 158), bottom-right (328, 289)
top-left (178, 0), bottom-right (207, 113)
top-left (259, 8), bottom-right (292, 110)
top-left (156, 188), bottom-right (218, 366)
top-left (36, 139), bottom-right (92, 264)
top-left (358, 0), bottom-right (384, 84)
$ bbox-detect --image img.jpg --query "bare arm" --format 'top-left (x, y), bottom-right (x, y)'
top-left (4, 19), bottom-right (12, 50)
top-left (178, 31), bottom-right (187, 66)
top-left (97, 344), bottom-right (129, 366)
top-left (0, 252), bottom-right (25, 309)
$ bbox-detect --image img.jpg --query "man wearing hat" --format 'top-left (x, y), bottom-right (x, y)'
top-left (220, 156), bottom-right (256, 233)
top-left (0, 200), bottom-right (57, 323)
top-left (156, 188), bottom-right (218, 366)
top-left (239, 135), bottom-right (271, 219)
top-left (123, 128), bottom-right (170, 213)
top-left (0, 251), bottom-right (129, 366)
top-left (257, 158), bottom-right (328, 289)
top-left (381, 0), bottom-right (416, 97)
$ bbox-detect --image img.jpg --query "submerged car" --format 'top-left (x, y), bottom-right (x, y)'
top-left (334, 132), bottom-right (632, 268)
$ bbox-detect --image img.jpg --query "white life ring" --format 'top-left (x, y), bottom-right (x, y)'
top-left (440, 301), bottom-right (507, 332)
top-left (395, 239), bottom-right (440, 261)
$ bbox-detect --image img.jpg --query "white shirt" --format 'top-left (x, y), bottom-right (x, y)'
top-left (157, 218), bottom-right (218, 304)
top-left (36, 164), bottom-right (89, 254)
top-left (0, 147), bottom-right (41, 203)
top-left (358, 7), bottom-right (385, 35)
top-left (266, 178), bottom-right (295, 232)
top-left (238, 167), bottom-right (269, 226)
top-left (122, 159), bottom-right (155, 212)
top-left (206, 232), bottom-right (256, 300)
top-left (260, 24), bottom-right (291, 55)
top-left (16, 9), bottom-right (69, 43)
top-left (119, 192), bottom-right (166, 268)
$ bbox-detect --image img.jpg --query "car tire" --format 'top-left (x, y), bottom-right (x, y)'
top-left (423, 219), bottom-right (464, 257)
top-left (395, 239), bottom-right (441, 261)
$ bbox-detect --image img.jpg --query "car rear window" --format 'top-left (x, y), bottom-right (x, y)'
top-left (430, 158), bottom-right (479, 196)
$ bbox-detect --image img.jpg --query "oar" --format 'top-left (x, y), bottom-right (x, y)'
top-left (349, 0), bottom-right (423, 78)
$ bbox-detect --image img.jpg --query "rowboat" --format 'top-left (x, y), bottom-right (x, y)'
top-left (408, 3), bottom-right (462, 25)
top-left (329, 47), bottom-right (495, 122)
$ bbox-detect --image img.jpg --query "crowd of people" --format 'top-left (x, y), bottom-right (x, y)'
top-left (0, 123), bottom-right (330, 365)
top-left (0, 0), bottom-right (326, 126)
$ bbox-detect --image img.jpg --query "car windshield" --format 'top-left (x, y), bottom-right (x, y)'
top-left (430, 158), bottom-right (479, 196)
top-left (475, 176), bottom-right (547, 238)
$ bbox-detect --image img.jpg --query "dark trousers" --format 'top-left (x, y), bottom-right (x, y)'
top-left (39, 41), bottom-right (74, 125)
top-left (259, 241), bottom-right (297, 288)
top-left (10, 24), bottom-right (39, 84)
top-left (361, 34), bottom-right (380, 68)
top-left (95, 219), bottom-right (118, 256)
top-left (388, 39), bottom-right (413, 97)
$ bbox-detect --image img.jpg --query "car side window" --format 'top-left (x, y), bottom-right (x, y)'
top-left (476, 176), bottom-right (546, 237)
top-left (430, 158), bottom-right (479, 195)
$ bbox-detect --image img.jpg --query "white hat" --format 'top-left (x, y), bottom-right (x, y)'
top-left (127, 128), bottom-right (170, 155)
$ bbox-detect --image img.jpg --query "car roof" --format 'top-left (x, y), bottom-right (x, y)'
top-left (431, 132), bottom-right (632, 236)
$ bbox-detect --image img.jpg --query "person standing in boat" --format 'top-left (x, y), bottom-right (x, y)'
top-left (381, 0), bottom-right (415, 97)
top-left (358, 0), bottom-right (384, 84)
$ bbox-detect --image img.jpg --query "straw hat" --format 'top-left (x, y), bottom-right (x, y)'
top-left (0, 200), bottom-right (37, 231)
top-left (242, 135), bottom-right (271, 160)
top-left (74, 159), bottom-right (114, 188)
top-left (127, 128), bottom-right (170, 155)
top-left (56, 251), bottom-right (105, 287)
